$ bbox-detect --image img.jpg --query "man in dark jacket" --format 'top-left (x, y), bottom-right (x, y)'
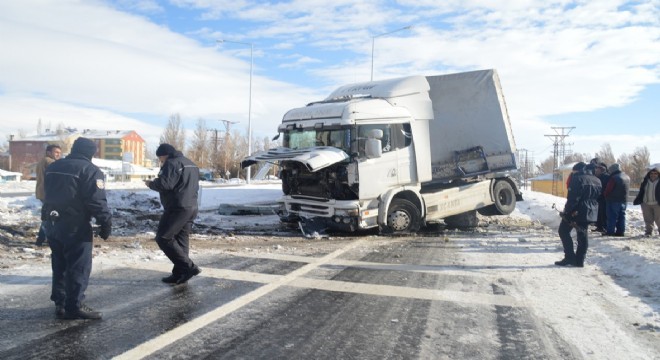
top-left (556, 162), bottom-right (601, 267)
top-left (145, 144), bottom-right (201, 284)
top-left (44, 137), bottom-right (112, 319)
top-left (633, 166), bottom-right (660, 236)
top-left (604, 163), bottom-right (630, 236)
top-left (593, 162), bottom-right (609, 233)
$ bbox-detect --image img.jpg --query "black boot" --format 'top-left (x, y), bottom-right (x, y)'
top-left (55, 304), bottom-right (65, 319)
top-left (554, 258), bottom-right (575, 266)
top-left (63, 304), bottom-right (102, 320)
top-left (176, 266), bottom-right (201, 284)
top-left (162, 273), bottom-right (180, 284)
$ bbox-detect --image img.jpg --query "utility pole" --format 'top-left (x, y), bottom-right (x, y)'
top-left (545, 126), bottom-right (575, 196)
top-left (517, 148), bottom-right (530, 190)
top-left (218, 119), bottom-right (238, 179)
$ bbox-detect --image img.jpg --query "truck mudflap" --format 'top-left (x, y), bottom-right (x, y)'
top-left (241, 147), bottom-right (349, 172)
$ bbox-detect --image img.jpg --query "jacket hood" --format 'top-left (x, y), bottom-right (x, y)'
top-left (609, 163), bottom-right (621, 173)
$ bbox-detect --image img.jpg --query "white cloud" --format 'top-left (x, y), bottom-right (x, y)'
top-left (0, 0), bottom-right (318, 148)
top-left (0, 0), bottom-right (658, 164)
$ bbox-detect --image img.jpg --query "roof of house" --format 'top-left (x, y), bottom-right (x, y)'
top-left (0, 169), bottom-right (23, 177)
top-left (92, 158), bottom-right (158, 176)
top-left (81, 129), bottom-right (136, 139)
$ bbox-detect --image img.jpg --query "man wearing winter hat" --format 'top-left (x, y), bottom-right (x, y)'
top-left (592, 162), bottom-right (609, 233)
top-left (43, 137), bottom-right (112, 319)
top-left (555, 162), bottom-right (602, 267)
top-left (145, 143), bottom-right (201, 284)
top-left (603, 163), bottom-right (630, 236)
top-left (633, 167), bottom-right (660, 236)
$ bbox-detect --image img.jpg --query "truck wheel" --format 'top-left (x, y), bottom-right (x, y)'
top-left (492, 180), bottom-right (516, 215)
top-left (385, 198), bottom-right (421, 233)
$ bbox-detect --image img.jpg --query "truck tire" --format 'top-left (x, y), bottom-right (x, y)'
top-left (384, 198), bottom-right (421, 234)
top-left (444, 210), bottom-right (479, 228)
top-left (490, 180), bottom-right (516, 215)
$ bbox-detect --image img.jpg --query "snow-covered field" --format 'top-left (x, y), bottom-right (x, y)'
top-left (1, 180), bottom-right (658, 358)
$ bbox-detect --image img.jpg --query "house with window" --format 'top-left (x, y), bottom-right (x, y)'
top-left (8, 129), bottom-right (147, 179)
top-left (7, 129), bottom-right (79, 178)
top-left (81, 130), bottom-right (146, 166)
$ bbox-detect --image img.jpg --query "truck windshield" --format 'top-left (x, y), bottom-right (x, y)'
top-left (283, 128), bottom-right (352, 153)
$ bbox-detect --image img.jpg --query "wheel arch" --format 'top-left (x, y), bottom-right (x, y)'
top-left (490, 176), bottom-right (523, 202)
top-left (378, 187), bottom-right (424, 228)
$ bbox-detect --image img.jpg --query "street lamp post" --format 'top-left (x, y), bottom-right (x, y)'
top-left (370, 26), bottom-right (413, 81)
top-left (218, 39), bottom-right (253, 183)
top-left (218, 119), bottom-right (238, 180)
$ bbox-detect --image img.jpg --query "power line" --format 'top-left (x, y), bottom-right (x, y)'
top-left (545, 126), bottom-right (575, 196)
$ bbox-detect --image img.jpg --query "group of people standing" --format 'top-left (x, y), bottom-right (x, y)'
top-left (556, 158), bottom-right (660, 268)
top-left (35, 139), bottom-right (201, 320)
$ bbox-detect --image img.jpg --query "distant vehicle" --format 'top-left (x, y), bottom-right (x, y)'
top-left (243, 69), bottom-right (522, 233)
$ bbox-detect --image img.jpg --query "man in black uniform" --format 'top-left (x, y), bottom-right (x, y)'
top-left (555, 162), bottom-right (601, 267)
top-left (44, 137), bottom-right (112, 319)
top-left (145, 144), bottom-right (201, 284)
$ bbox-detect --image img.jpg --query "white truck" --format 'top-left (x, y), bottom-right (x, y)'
top-left (242, 69), bottom-right (522, 234)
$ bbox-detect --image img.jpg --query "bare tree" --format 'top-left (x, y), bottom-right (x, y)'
top-left (55, 123), bottom-right (73, 153)
top-left (537, 155), bottom-right (555, 174)
top-left (159, 113), bottom-right (186, 152)
top-left (617, 153), bottom-right (633, 177)
top-left (231, 129), bottom-right (249, 179)
top-left (629, 146), bottom-right (651, 186)
top-left (188, 119), bottom-right (211, 168)
top-left (595, 143), bottom-right (616, 167)
top-left (563, 152), bottom-right (589, 164)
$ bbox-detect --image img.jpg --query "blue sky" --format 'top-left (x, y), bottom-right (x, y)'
top-left (0, 0), bottom-right (658, 163)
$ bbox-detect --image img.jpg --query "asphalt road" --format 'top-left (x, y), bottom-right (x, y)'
top-left (0, 236), bottom-right (578, 359)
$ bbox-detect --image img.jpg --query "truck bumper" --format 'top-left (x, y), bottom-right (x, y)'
top-left (281, 196), bottom-right (378, 231)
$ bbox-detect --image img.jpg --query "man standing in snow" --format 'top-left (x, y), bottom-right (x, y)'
top-left (35, 144), bottom-right (62, 246)
top-left (44, 137), bottom-right (112, 319)
top-left (556, 162), bottom-right (601, 267)
top-left (145, 143), bottom-right (201, 284)
top-left (604, 163), bottom-right (630, 236)
top-left (633, 167), bottom-right (660, 237)
top-left (592, 162), bottom-right (609, 233)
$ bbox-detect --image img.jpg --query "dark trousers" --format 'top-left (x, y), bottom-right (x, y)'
top-left (156, 207), bottom-right (198, 275)
top-left (37, 202), bottom-right (47, 243)
top-left (606, 201), bottom-right (627, 235)
top-left (558, 220), bottom-right (589, 265)
top-left (595, 198), bottom-right (607, 230)
top-left (48, 230), bottom-right (93, 311)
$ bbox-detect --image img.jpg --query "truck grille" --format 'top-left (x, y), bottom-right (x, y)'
top-left (288, 199), bottom-right (333, 216)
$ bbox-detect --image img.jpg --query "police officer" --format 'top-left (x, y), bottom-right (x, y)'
top-left (556, 162), bottom-right (601, 267)
top-left (44, 137), bottom-right (112, 319)
top-left (145, 144), bottom-right (201, 284)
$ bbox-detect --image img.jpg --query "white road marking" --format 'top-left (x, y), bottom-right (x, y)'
top-left (113, 239), bottom-right (366, 360)
top-left (123, 260), bottom-right (518, 307)
top-left (114, 240), bottom-right (520, 359)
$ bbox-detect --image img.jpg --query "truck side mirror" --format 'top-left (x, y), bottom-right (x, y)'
top-left (365, 129), bottom-right (383, 159)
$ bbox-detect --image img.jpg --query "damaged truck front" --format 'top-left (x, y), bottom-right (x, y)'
top-left (243, 69), bottom-right (523, 234)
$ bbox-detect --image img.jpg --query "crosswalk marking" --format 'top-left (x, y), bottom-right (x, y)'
top-left (113, 239), bottom-right (367, 360)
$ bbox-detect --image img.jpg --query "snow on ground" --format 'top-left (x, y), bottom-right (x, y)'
top-left (1, 181), bottom-right (659, 358)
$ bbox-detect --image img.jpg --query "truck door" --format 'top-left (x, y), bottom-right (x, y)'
top-left (357, 124), bottom-right (400, 199)
top-left (394, 123), bottom-right (414, 184)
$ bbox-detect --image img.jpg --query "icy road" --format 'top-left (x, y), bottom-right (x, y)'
top-left (1, 230), bottom-right (658, 359)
